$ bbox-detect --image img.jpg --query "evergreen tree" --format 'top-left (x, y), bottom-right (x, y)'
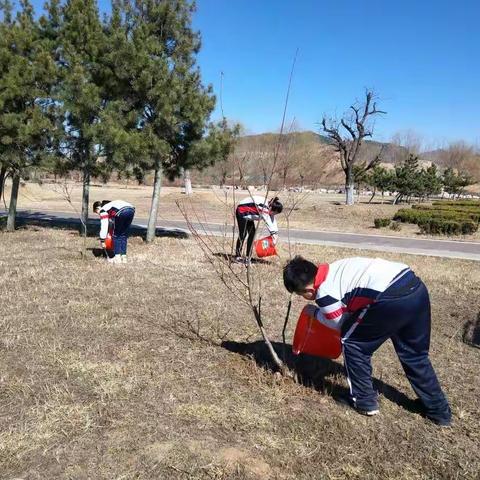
top-left (0, 0), bottom-right (58, 231)
top-left (51, 0), bottom-right (129, 234)
top-left (366, 165), bottom-right (394, 203)
top-left (393, 154), bottom-right (421, 204)
top-left (201, 118), bottom-right (241, 187)
top-left (421, 164), bottom-right (442, 199)
top-left (443, 167), bottom-right (475, 199)
top-left (116, 0), bottom-right (217, 242)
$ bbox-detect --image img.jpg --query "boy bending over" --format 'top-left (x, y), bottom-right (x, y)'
top-left (283, 255), bottom-right (451, 426)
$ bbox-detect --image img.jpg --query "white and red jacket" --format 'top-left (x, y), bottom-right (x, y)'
top-left (236, 195), bottom-right (278, 235)
top-left (313, 257), bottom-right (410, 330)
top-left (99, 200), bottom-right (134, 239)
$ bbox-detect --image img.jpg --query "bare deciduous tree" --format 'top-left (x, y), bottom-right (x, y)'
top-left (175, 51), bottom-right (300, 375)
top-left (390, 129), bottom-right (424, 163)
top-left (53, 180), bottom-right (88, 258)
top-left (322, 90), bottom-right (386, 205)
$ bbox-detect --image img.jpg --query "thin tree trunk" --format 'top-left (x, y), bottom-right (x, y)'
top-left (368, 187), bottom-right (376, 204)
top-left (146, 162), bottom-right (162, 243)
top-left (7, 173), bottom-right (20, 232)
top-left (0, 165), bottom-right (7, 201)
top-left (183, 168), bottom-right (192, 195)
top-left (79, 167), bottom-right (90, 258)
top-left (345, 169), bottom-right (354, 206)
top-left (81, 167), bottom-right (90, 238)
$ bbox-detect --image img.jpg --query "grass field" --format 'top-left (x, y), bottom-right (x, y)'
top-left (1, 227), bottom-right (479, 479)
top-left (6, 180), bottom-right (480, 240)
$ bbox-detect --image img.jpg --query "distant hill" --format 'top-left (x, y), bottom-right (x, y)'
top-left (233, 130), bottom-right (411, 186)
top-left (238, 131), bottom-right (410, 163)
top-left (199, 130), bottom-right (478, 188)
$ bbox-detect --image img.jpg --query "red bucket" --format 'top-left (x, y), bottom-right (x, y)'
top-left (254, 235), bottom-right (277, 258)
top-left (104, 232), bottom-right (114, 251)
top-left (292, 305), bottom-right (342, 359)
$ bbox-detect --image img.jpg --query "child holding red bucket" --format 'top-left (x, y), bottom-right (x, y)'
top-left (235, 195), bottom-right (283, 264)
top-left (283, 255), bottom-right (451, 426)
top-left (93, 200), bottom-right (135, 264)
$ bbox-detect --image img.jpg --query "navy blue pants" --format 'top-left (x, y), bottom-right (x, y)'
top-left (113, 207), bottom-right (135, 255)
top-left (341, 271), bottom-right (451, 424)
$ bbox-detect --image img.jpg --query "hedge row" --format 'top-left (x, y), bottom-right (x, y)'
top-left (412, 204), bottom-right (480, 215)
top-left (432, 200), bottom-right (480, 207)
top-left (419, 219), bottom-right (478, 235)
top-left (394, 208), bottom-right (480, 224)
top-left (393, 207), bottom-right (479, 235)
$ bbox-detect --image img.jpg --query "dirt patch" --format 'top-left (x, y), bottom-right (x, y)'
top-left (142, 438), bottom-right (272, 479)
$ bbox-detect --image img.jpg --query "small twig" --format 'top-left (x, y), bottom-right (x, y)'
top-left (282, 298), bottom-right (292, 362)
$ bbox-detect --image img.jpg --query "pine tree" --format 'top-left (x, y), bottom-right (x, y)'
top-left (421, 164), bottom-right (442, 199)
top-left (0, 0), bottom-right (58, 231)
top-left (442, 167), bottom-right (475, 199)
top-left (51, 0), bottom-right (127, 235)
top-left (115, 0), bottom-right (217, 242)
top-left (393, 154), bottom-right (421, 204)
top-left (366, 165), bottom-right (394, 203)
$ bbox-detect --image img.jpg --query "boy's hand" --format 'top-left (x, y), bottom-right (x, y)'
top-left (304, 304), bottom-right (317, 318)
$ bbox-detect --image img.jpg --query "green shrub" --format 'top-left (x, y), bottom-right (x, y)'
top-left (374, 218), bottom-right (391, 228)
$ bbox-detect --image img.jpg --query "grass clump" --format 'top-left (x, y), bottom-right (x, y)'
top-left (374, 218), bottom-right (391, 228)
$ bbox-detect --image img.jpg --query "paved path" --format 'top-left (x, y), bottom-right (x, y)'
top-left (2, 209), bottom-right (480, 261)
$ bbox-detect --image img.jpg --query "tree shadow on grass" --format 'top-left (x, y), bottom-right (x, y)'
top-left (88, 247), bottom-right (109, 258)
top-left (3, 211), bottom-right (188, 240)
top-left (212, 252), bottom-right (273, 265)
top-left (222, 340), bottom-right (423, 416)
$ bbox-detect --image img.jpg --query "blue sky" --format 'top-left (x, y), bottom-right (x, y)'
top-left (191, 0), bottom-right (480, 146)
top-left (28, 0), bottom-right (480, 146)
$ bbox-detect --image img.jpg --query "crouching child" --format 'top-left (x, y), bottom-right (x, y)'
top-left (283, 255), bottom-right (451, 426)
top-left (93, 200), bottom-right (135, 264)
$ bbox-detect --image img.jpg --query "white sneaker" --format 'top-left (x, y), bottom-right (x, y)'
top-left (358, 408), bottom-right (379, 417)
top-left (121, 255), bottom-right (127, 264)
top-left (112, 255), bottom-right (122, 264)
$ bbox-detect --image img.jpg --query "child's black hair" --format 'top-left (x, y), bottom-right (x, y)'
top-left (92, 200), bottom-right (111, 212)
top-left (283, 255), bottom-right (318, 294)
top-left (269, 196), bottom-right (283, 214)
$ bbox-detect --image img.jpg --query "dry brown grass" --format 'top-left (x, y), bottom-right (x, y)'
top-left (7, 181), bottom-right (480, 241)
top-left (1, 227), bottom-right (479, 479)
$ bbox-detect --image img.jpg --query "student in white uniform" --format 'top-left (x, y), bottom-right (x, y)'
top-left (283, 255), bottom-right (452, 426)
top-left (235, 195), bottom-right (283, 263)
top-left (93, 200), bottom-right (135, 263)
